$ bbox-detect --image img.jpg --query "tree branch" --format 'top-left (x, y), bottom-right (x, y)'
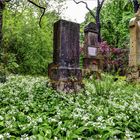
top-left (27, 0), bottom-right (46, 27)
top-left (97, 0), bottom-right (100, 6)
top-left (133, 0), bottom-right (140, 13)
top-left (100, 0), bottom-right (105, 7)
top-left (73, 0), bottom-right (96, 19)
top-left (98, 0), bottom-right (105, 11)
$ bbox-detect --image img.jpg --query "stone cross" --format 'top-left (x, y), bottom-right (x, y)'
top-left (48, 20), bottom-right (83, 92)
top-left (83, 22), bottom-right (102, 77)
top-left (128, 9), bottom-right (140, 81)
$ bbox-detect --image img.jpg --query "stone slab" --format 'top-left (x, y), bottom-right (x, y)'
top-left (53, 20), bottom-right (80, 67)
top-left (48, 19), bottom-right (83, 92)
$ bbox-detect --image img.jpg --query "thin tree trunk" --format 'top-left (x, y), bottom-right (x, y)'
top-left (96, 10), bottom-right (101, 42)
top-left (133, 0), bottom-right (139, 13)
top-left (72, 0), bottom-right (105, 42)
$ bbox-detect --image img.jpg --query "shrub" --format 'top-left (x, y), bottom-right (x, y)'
top-left (99, 41), bottom-right (129, 75)
top-left (3, 9), bottom-right (59, 75)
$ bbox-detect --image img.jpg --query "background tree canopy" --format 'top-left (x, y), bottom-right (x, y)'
top-left (2, 0), bottom-right (65, 74)
top-left (1, 0), bottom-right (138, 74)
top-left (81, 0), bottom-right (135, 49)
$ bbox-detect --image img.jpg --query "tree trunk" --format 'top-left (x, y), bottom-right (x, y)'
top-left (133, 0), bottom-right (139, 13)
top-left (0, 1), bottom-right (4, 46)
top-left (96, 10), bottom-right (101, 42)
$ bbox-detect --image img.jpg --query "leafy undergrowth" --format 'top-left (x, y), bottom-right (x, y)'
top-left (0, 74), bottom-right (140, 140)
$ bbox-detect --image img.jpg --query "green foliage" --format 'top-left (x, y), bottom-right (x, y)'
top-left (82, 0), bottom-right (134, 49)
top-left (2, 2), bottom-right (61, 75)
top-left (100, 0), bottom-right (134, 48)
top-left (92, 74), bottom-right (114, 97)
top-left (1, 74), bottom-right (140, 139)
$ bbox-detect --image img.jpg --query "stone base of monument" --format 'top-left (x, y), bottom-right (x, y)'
top-left (48, 66), bottom-right (82, 81)
top-left (82, 69), bottom-right (101, 79)
top-left (48, 64), bottom-right (83, 92)
top-left (82, 57), bottom-right (102, 79)
top-left (127, 66), bottom-right (140, 82)
top-left (50, 81), bottom-right (84, 93)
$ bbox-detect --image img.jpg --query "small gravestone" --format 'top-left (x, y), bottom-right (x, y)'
top-left (48, 20), bottom-right (83, 92)
top-left (128, 9), bottom-right (140, 81)
top-left (83, 22), bottom-right (102, 78)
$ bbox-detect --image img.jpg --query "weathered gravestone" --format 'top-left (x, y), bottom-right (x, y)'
top-left (83, 22), bottom-right (102, 78)
top-left (128, 9), bottom-right (140, 81)
top-left (48, 20), bottom-right (83, 92)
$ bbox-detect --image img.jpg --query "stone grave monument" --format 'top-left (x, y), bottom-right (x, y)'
top-left (128, 9), bottom-right (140, 81)
top-left (83, 22), bottom-right (102, 78)
top-left (48, 19), bottom-right (83, 92)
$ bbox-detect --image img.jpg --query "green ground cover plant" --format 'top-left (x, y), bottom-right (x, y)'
top-left (0, 74), bottom-right (140, 139)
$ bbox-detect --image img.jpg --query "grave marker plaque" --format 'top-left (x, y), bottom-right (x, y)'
top-left (88, 47), bottom-right (97, 56)
top-left (48, 20), bottom-right (83, 92)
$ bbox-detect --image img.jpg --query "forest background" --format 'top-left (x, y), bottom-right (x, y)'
top-left (0, 0), bottom-right (136, 75)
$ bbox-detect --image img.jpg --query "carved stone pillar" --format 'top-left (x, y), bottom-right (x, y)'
top-left (83, 22), bottom-right (103, 78)
top-left (128, 9), bottom-right (140, 81)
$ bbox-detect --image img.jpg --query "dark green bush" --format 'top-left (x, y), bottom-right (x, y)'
top-left (2, 8), bottom-right (59, 75)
